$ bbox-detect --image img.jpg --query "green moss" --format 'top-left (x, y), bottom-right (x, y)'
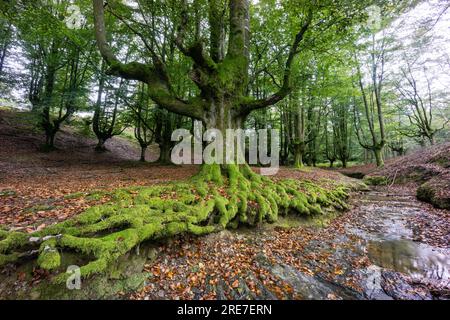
top-left (64, 192), bottom-right (87, 200)
top-left (0, 164), bottom-right (351, 281)
top-left (37, 240), bottom-right (61, 271)
top-left (363, 175), bottom-right (389, 186)
top-left (0, 231), bottom-right (29, 255)
top-left (0, 190), bottom-right (16, 197)
top-left (25, 204), bottom-right (57, 213)
top-left (216, 56), bottom-right (248, 92)
top-left (0, 253), bottom-right (20, 265)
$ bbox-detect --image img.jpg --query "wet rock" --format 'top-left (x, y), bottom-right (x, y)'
top-left (381, 271), bottom-right (433, 300)
top-left (271, 264), bottom-right (360, 300)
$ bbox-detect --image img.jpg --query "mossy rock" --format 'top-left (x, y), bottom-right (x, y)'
top-left (0, 242), bottom-right (158, 300)
top-left (417, 181), bottom-right (450, 210)
top-left (29, 271), bottom-right (148, 300)
top-left (363, 175), bottom-right (389, 186)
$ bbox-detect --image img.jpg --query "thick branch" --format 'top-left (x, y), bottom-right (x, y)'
top-left (92, 0), bottom-right (203, 120)
top-left (175, 0), bottom-right (216, 71)
top-left (93, 0), bottom-right (150, 82)
top-left (240, 11), bottom-right (312, 115)
top-left (209, 0), bottom-right (226, 62)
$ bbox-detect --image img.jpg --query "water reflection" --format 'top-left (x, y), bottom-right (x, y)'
top-left (368, 240), bottom-right (450, 280)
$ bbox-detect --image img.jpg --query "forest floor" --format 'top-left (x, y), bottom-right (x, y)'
top-left (129, 186), bottom-right (449, 300)
top-left (0, 109), bottom-right (449, 300)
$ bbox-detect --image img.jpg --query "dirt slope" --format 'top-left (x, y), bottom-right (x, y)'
top-left (370, 143), bottom-right (450, 210)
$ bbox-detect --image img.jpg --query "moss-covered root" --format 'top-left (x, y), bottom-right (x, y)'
top-left (192, 164), bottom-right (350, 228)
top-left (0, 164), bottom-right (350, 282)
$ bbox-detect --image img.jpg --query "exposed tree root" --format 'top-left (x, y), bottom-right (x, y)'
top-left (0, 165), bottom-right (352, 283)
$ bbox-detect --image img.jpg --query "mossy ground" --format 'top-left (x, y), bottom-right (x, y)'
top-left (0, 164), bottom-right (353, 284)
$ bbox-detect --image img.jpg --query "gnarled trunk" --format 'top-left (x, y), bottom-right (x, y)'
top-left (201, 98), bottom-right (248, 167)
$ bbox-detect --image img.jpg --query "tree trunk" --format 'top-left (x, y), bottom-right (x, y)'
top-left (95, 138), bottom-right (107, 152)
top-left (201, 99), bottom-right (247, 166)
top-left (428, 134), bottom-right (435, 146)
top-left (294, 144), bottom-right (304, 168)
top-left (329, 160), bottom-right (334, 168)
top-left (159, 142), bottom-right (172, 164)
top-left (373, 148), bottom-right (384, 167)
top-left (140, 146), bottom-right (147, 162)
top-left (45, 131), bottom-right (56, 149)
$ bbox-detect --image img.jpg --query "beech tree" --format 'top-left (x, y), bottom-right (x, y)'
top-left (92, 0), bottom-right (370, 166)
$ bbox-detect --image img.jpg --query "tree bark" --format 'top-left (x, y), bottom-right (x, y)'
top-left (294, 147), bottom-right (304, 168)
top-left (140, 145), bottom-right (147, 162)
top-left (95, 138), bottom-right (107, 152)
top-left (373, 147), bottom-right (384, 167)
top-left (45, 131), bottom-right (56, 149)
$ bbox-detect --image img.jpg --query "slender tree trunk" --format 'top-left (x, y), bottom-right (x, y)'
top-left (0, 23), bottom-right (12, 76)
top-left (140, 145), bottom-right (147, 162)
top-left (428, 134), bottom-right (435, 145)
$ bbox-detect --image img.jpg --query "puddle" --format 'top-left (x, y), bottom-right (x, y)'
top-left (368, 240), bottom-right (450, 280)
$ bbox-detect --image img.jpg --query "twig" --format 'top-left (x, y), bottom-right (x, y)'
top-left (388, 169), bottom-right (399, 189)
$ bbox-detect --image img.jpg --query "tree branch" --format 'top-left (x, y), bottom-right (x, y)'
top-left (175, 0), bottom-right (216, 72)
top-left (240, 10), bottom-right (313, 115)
top-left (92, 0), bottom-right (204, 120)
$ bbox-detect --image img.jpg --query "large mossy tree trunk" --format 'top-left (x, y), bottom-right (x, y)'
top-left (0, 2), bottom-right (376, 283)
top-left (92, 0), bottom-right (313, 221)
top-left (92, 0), bottom-right (312, 138)
top-left (293, 141), bottom-right (305, 168)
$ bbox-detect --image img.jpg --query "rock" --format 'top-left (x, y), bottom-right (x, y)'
top-left (147, 247), bottom-right (159, 262)
top-left (270, 264), bottom-right (360, 300)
